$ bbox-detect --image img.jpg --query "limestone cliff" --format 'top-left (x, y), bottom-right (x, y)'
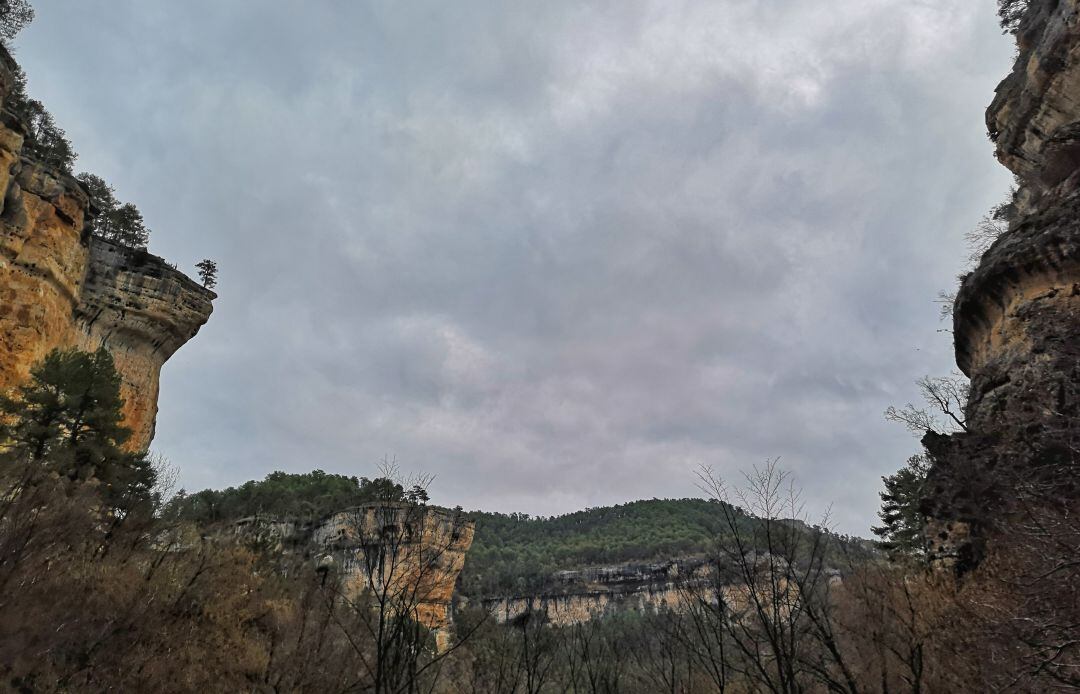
top-left (230, 503), bottom-right (475, 650)
top-left (0, 48), bottom-right (213, 451)
top-left (481, 560), bottom-right (715, 627)
top-left (480, 558), bottom-right (826, 628)
top-left (924, 0), bottom-right (1080, 567)
top-left (73, 239), bottom-right (215, 447)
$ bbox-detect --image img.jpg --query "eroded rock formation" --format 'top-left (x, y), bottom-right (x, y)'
top-left (0, 48), bottom-right (213, 451)
top-left (923, 0), bottom-right (1080, 568)
top-left (231, 503), bottom-right (475, 651)
top-left (482, 560), bottom-right (715, 627)
top-left (480, 558), bottom-right (825, 628)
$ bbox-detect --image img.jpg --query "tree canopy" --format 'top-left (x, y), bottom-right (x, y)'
top-left (163, 469), bottom-right (410, 523)
top-left (998, 0), bottom-right (1030, 34)
top-left (0, 0), bottom-right (33, 43)
top-left (76, 173), bottom-right (152, 249)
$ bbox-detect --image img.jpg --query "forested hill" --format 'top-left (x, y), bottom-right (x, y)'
top-left (460, 499), bottom-right (728, 597)
top-left (163, 472), bottom-right (873, 600)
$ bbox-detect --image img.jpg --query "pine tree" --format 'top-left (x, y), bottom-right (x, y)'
top-left (110, 202), bottom-right (150, 248)
top-left (76, 173), bottom-right (152, 249)
top-left (998, 0), bottom-right (1030, 34)
top-left (871, 454), bottom-right (930, 557)
top-left (196, 258), bottom-right (218, 289)
top-left (0, 348), bottom-right (156, 517)
top-left (0, 0), bottom-right (33, 42)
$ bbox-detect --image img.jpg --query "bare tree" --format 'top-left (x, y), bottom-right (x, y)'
top-left (885, 374), bottom-right (968, 436)
top-left (696, 461), bottom-right (860, 694)
top-left (562, 620), bottom-right (627, 694)
top-left (964, 198), bottom-right (1013, 266)
top-left (313, 462), bottom-right (478, 694)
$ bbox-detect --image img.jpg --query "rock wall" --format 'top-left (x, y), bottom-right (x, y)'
top-left (0, 48), bottom-right (213, 451)
top-left (924, 0), bottom-right (1080, 568)
top-left (478, 558), bottom-right (798, 628)
top-left (231, 503), bottom-right (475, 651)
top-left (482, 583), bottom-right (697, 628)
top-left (74, 239), bottom-right (215, 448)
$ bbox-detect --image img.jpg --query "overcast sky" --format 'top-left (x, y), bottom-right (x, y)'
top-left (16, 1), bottom-right (1014, 533)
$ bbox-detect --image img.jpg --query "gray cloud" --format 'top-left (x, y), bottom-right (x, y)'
top-left (17, 0), bottom-right (1014, 533)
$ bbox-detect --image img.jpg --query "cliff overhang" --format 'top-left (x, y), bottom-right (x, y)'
top-left (0, 45), bottom-right (214, 451)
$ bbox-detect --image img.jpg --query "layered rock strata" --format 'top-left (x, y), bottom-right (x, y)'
top-left (480, 558), bottom-right (828, 628)
top-left (481, 560), bottom-right (714, 627)
top-left (0, 47), bottom-right (213, 451)
top-left (923, 0), bottom-right (1080, 568)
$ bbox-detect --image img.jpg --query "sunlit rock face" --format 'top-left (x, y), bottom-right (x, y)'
top-left (0, 46), bottom-right (213, 451)
top-left (924, 0), bottom-right (1080, 569)
top-left (73, 239), bottom-right (215, 448)
top-left (0, 157), bottom-right (87, 401)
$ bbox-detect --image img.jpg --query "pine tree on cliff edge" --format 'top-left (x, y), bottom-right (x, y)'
top-left (196, 259), bottom-right (218, 289)
top-left (872, 454), bottom-right (930, 557)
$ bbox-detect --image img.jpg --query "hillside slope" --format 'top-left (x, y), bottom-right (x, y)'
top-left (461, 499), bottom-right (871, 598)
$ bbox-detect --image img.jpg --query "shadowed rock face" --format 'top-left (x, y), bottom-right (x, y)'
top-left (0, 47), bottom-right (213, 451)
top-left (924, 0), bottom-right (1080, 569)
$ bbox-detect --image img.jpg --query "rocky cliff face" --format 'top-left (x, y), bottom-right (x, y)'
top-left (479, 558), bottom-right (818, 628)
top-left (483, 584), bottom-right (692, 627)
top-left (924, 0), bottom-right (1080, 568)
top-left (0, 49), bottom-right (213, 451)
top-left (481, 560), bottom-right (712, 627)
top-left (231, 503), bottom-right (475, 651)
top-left (73, 239), bottom-right (215, 447)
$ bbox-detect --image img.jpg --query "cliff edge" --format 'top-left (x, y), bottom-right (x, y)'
top-left (924, 0), bottom-right (1080, 567)
top-left (0, 46), bottom-right (213, 451)
top-left (229, 503), bottom-right (475, 652)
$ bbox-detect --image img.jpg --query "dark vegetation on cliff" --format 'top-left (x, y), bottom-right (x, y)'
top-left (163, 469), bottom-right (428, 523)
top-left (998, 0), bottom-right (1030, 33)
top-left (0, 2), bottom-right (218, 281)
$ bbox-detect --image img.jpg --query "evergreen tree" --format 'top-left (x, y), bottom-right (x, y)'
top-left (871, 454), bottom-right (929, 557)
top-left (163, 470), bottom-right (408, 523)
top-left (76, 173), bottom-right (152, 249)
top-left (76, 173), bottom-right (119, 223)
top-left (110, 202), bottom-right (150, 248)
top-left (405, 484), bottom-right (429, 504)
top-left (0, 0), bottom-right (33, 42)
top-left (196, 258), bottom-right (218, 289)
top-left (6, 67), bottom-right (76, 174)
top-left (998, 0), bottom-right (1030, 34)
top-left (0, 348), bottom-right (156, 518)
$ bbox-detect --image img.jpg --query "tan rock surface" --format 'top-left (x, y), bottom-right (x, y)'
top-left (0, 46), bottom-right (214, 451)
top-left (231, 503), bottom-right (475, 651)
